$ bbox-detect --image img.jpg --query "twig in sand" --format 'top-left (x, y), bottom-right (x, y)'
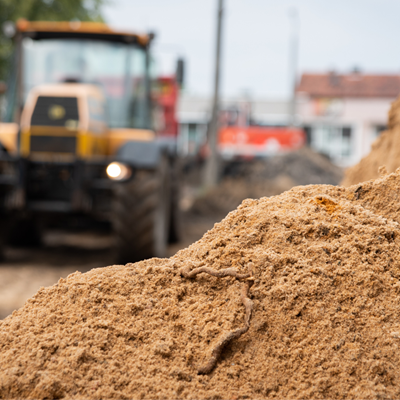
top-left (180, 263), bottom-right (255, 375)
top-left (180, 265), bottom-right (252, 280)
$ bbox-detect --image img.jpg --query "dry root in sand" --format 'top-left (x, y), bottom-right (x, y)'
top-left (180, 265), bottom-right (253, 280)
top-left (181, 264), bottom-right (255, 374)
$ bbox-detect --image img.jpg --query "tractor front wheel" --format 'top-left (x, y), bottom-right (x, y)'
top-left (8, 217), bottom-right (43, 248)
top-left (112, 157), bottom-right (171, 264)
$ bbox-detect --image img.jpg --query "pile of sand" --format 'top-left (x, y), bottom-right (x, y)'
top-left (1, 170), bottom-right (400, 399)
top-left (342, 97), bottom-right (400, 186)
top-left (191, 147), bottom-right (343, 217)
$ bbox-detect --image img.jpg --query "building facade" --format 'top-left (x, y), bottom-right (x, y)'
top-left (296, 72), bottom-right (400, 166)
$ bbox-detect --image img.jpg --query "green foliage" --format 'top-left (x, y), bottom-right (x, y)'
top-left (0, 0), bottom-right (106, 81)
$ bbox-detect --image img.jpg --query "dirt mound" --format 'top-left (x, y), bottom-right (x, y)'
top-left (225, 146), bottom-right (343, 186)
top-left (1, 171), bottom-right (400, 399)
top-left (191, 147), bottom-right (343, 217)
top-left (189, 174), bottom-right (295, 218)
top-left (342, 98), bottom-right (400, 186)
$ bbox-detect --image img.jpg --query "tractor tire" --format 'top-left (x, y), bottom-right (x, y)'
top-left (113, 156), bottom-right (171, 264)
top-left (8, 217), bottom-right (43, 248)
top-left (0, 219), bottom-right (5, 262)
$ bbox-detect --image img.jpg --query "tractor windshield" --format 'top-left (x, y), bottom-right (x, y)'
top-left (22, 37), bottom-right (149, 129)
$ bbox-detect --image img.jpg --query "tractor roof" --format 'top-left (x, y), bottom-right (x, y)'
top-left (16, 19), bottom-right (150, 46)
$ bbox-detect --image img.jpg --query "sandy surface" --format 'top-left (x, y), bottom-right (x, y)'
top-left (0, 216), bottom-right (215, 320)
top-left (0, 232), bottom-right (115, 320)
top-left (2, 171), bottom-right (400, 399)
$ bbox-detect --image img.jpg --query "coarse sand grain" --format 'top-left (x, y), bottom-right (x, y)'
top-left (2, 171), bottom-right (400, 399)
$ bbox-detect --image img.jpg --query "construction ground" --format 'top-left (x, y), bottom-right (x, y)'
top-left (0, 215), bottom-right (215, 320)
top-left (0, 147), bottom-right (342, 319)
top-left (4, 117), bottom-right (400, 398)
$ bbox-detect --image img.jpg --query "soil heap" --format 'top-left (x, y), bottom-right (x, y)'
top-left (342, 97), bottom-right (400, 186)
top-left (191, 146), bottom-right (343, 217)
top-left (1, 170), bottom-right (400, 399)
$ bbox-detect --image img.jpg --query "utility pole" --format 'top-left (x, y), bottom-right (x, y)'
top-left (288, 8), bottom-right (299, 127)
top-left (204, 0), bottom-right (224, 188)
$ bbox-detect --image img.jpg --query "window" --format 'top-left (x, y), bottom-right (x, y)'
top-left (188, 123), bottom-right (197, 137)
top-left (23, 38), bottom-right (149, 129)
top-left (311, 124), bottom-right (353, 162)
top-left (341, 126), bottom-right (352, 156)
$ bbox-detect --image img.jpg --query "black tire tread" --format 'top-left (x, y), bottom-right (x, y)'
top-left (112, 163), bottom-right (170, 264)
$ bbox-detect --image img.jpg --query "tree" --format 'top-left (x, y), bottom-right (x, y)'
top-left (0, 0), bottom-right (105, 81)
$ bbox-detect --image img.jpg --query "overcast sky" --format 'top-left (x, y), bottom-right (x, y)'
top-left (104, 0), bottom-right (400, 98)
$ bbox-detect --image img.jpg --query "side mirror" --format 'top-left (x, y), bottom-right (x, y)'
top-left (0, 82), bottom-right (7, 94)
top-left (176, 58), bottom-right (185, 87)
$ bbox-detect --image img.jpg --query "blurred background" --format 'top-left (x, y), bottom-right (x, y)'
top-left (0, 0), bottom-right (398, 318)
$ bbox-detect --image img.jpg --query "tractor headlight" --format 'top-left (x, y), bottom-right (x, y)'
top-left (106, 162), bottom-right (131, 181)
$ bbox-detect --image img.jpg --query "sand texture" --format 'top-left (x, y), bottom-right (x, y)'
top-left (342, 97), bottom-right (400, 186)
top-left (1, 170), bottom-right (400, 399)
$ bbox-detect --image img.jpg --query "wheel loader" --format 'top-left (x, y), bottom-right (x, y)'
top-left (0, 20), bottom-right (182, 262)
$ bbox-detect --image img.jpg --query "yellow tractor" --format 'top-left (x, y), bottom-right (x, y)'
top-left (0, 20), bottom-right (182, 262)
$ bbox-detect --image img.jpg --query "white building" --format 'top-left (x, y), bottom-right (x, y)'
top-left (296, 72), bottom-right (400, 166)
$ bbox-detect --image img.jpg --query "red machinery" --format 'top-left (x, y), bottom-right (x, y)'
top-left (153, 77), bottom-right (179, 138)
top-left (219, 125), bottom-right (305, 159)
top-left (218, 104), bottom-right (306, 159)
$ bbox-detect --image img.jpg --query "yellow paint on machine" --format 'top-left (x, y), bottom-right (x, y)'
top-left (20, 127), bottom-right (77, 157)
top-left (16, 19), bottom-right (150, 47)
top-left (20, 127), bottom-right (30, 157)
top-left (77, 130), bottom-right (107, 158)
top-left (0, 123), bottom-right (19, 154)
top-left (21, 127), bottom-right (155, 159)
top-left (21, 127), bottom-right (107, 160)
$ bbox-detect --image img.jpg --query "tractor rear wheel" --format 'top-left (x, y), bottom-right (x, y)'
top-left (113, 157), bottom-right (171, 264)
